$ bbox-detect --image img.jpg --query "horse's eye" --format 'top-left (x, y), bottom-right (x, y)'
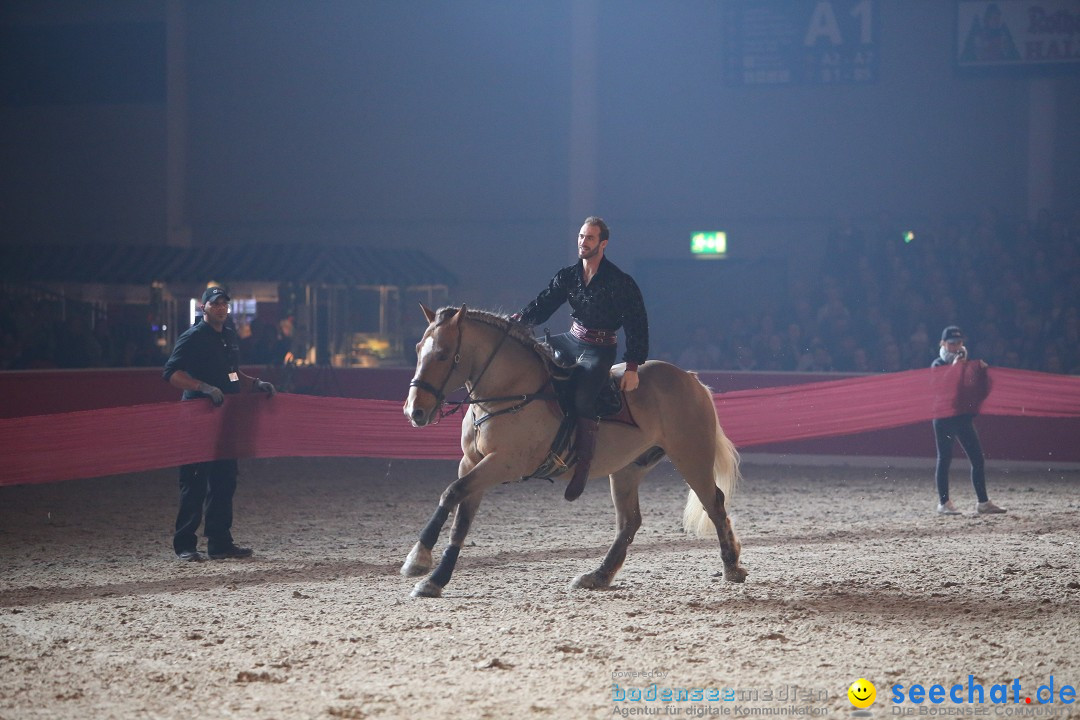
top-left (435, 351), bottom-right (449, 362)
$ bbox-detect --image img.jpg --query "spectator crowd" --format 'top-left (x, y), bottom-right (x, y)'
top-left (0, 292), bottom-right (165, 370)
top-left (673, 211), bottom-right (1079, 375)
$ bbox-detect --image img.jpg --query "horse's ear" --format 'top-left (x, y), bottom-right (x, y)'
top-left (451, 304), bottom-right (467, 325)
top-left (420, 303), bottom-right (436, 324)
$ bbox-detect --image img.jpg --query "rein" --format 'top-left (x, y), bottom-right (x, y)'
top-left (468, 378), bottom-right (554, 428)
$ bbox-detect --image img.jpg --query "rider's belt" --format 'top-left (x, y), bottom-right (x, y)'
top-left (570, 321), bottom-right (618, 346)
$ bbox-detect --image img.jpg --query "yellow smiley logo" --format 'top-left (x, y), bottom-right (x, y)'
top-left (848, 678), bottom-right (876, 709)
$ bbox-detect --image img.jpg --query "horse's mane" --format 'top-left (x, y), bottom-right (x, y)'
top-left (435, 306), bottom-right (564, 373)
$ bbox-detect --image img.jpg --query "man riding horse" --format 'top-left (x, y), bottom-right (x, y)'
top-left (513, 216), bottom-right (649, 502)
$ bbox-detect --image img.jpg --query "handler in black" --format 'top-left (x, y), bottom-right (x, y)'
top-left (514, 216), bottom-right (649, 502)
top-left (163, 286), bottom-right (276, 561)
top-left (931, 325), bottom-right (1005, 516)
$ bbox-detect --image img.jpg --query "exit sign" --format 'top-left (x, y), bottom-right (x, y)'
top-left (691, 232), bottom-right (727, 257)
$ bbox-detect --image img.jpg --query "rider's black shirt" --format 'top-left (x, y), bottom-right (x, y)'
top-left (518, 256), bottom-right (649, 366)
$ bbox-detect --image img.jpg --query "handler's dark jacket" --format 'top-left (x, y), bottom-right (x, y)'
top-left (518, 256), bottom-right (649, 367)
top-left (163, 319), bottom-right (242, 400)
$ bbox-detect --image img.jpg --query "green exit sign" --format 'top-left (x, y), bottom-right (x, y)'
top-left (691, 231), bottom-right (727, 257)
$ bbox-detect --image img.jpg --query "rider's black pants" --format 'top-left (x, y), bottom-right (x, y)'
top-left (547, 333), bottom-right (617, 418)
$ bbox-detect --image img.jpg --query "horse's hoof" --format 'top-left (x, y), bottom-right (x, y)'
top-left (400, 544), bottom-right (433, 577)
top-left (411, 579), bottom-right (443, 598)
top-left (400, 559), bottom-right (430, 577)
top-left (724, 565), bottom-right (749, 583)
top-left (571, 572), bottom-right (610, 590)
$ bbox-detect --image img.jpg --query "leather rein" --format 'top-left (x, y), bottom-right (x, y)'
top-left (408, 317), bottom-right (552, 427)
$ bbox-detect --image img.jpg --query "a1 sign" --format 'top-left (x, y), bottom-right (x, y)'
top-left (724, 0), bottom-right (879, 85)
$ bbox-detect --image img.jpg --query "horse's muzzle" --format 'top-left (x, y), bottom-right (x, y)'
top-left (409, 406), bottom-right (429, 427)
top-left (403, 388), bottom-right (435, 427)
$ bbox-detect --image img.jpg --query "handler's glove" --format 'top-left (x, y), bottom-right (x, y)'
top-left (196, 382), bottom-right (225, 407)
top-left (253, 378), bottom-right (276, 396)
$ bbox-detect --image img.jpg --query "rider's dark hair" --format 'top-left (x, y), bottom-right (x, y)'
top-left (583, 216), bottom-right (609, 243)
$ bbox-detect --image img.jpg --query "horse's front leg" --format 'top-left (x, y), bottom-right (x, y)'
top-left (406, 453), bottom-right (505, 598)
top-left (572, 464), bottom-right (644, 590)
top-left (411, 492), bottom-right (483, 598)
top-left (401, 455), bottom-right (477, 578)
top-left (400, 522), bottom-right (437, 578)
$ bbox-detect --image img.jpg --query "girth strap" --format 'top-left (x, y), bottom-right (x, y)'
top-left (519, 415), bottom-right (578, 481)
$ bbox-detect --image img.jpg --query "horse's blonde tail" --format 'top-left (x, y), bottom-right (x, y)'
top-left (682, 380), bottom-right (741, 539)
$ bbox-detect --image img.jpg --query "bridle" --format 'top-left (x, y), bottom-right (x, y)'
top-left (409, 316), bottom-right (511, 418)
top-left (408, 315), bottom-right (549, 425)
top-left (408, 318), bottom-right (466, 411)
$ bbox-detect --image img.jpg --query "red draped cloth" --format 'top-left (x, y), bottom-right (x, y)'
top-left (2, 366), bottom-right (1078, 487)
top-left (715, 361), bottom-right (1004, 447)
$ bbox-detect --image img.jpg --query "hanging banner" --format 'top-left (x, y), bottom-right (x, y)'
top-left (2, 365), bottom-right (1079, 487)
top-left (957, 0), bottom-right (1080, 68)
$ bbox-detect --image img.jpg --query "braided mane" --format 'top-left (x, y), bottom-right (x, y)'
top-left (434, 306), bottom-right (563, 373)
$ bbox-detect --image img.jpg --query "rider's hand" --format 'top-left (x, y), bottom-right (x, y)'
top-left (197, 382), bottom-right (225, 407)
top-left (620, 370), bottom-right (639, 392)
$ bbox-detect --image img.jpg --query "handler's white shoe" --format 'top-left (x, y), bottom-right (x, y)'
top-left (976, 500), bottom-right (1007, 514)
top-left (937, 500), bottom-right (961, 515)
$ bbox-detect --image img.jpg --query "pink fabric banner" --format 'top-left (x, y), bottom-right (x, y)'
top-left (0, 394), bottom-right (463, 487)
top-left (715, 361), bottom-right (1005, 447)
top-left (2, 366), bottom-right (1078, 487)
top-left (979, 366), bottom-right (1080, 418)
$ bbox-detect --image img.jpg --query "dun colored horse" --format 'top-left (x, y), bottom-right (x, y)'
top-left (401, 305), bottom-right (746, 597)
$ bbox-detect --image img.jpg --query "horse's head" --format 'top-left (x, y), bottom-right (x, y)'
top-left (404, 303), bottom-right (467, 427)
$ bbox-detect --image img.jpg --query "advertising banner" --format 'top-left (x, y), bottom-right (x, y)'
top-left (958, 0), bottom-right (1080, 68)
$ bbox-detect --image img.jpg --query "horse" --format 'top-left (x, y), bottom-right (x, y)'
top-left (400, 304), bottom-right (747, 598)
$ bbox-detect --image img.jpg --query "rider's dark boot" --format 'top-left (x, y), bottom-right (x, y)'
top-left (565, 417), bottom-right (599, 501)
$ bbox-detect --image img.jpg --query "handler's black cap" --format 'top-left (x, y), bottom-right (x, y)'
top-left (202, 286), bottom-right (230, 304)
top-left (941, 325), bottom-right (964, 342)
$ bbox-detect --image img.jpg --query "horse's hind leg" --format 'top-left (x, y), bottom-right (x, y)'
top-left (671, 452), bottom-right (747, 583)
top-left (571, 463), bottom-right (646, 590)
top-left (698, 483), bottom-right (746, 582)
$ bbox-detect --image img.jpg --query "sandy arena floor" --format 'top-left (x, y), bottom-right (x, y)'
top-left (1, 457), bottom-right (1078, 719)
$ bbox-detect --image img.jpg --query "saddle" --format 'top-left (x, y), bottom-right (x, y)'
top-left (544, 332), bottom-right (627, 422)
top-left (517, 332), bottom-right (639, 482)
